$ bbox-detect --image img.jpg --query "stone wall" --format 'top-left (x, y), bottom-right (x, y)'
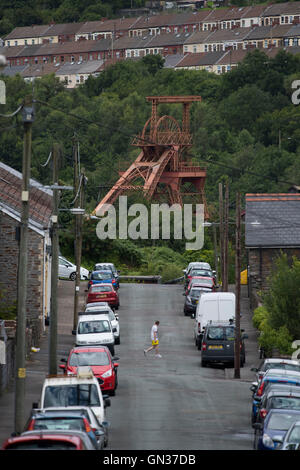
top-left (0, 212), bottom-right (44, 347)
top-left (248, 247), bottom-right (300, 309)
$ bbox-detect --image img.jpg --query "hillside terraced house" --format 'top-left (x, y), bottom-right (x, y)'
top-left (261, 1), bottom-right (300, 26)
top-left (0, 162), bottom-right (53, 346)
top-left (4, 24), bottom-right (52, 47)
top-left (245, 193), bottom-right (300, 309)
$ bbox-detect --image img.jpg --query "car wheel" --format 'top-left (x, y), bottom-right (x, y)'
top-left (110, 388), bottom-right (116, 397)
top-left (253, 430), bottom-right (259, 450)
top-left (201, 358), bottom-right (207, 367)
top-left (69, 272), bottom-right (76, 281)
top-left (115, 336), bottom-right (120, 345)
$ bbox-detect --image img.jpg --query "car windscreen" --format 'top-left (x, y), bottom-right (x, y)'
top-left (265, 363), bottom-right (300, 373)
top-left (270, 396), bottom-right (300, 410)
top-left (190, 270), bottom-right (212, 277)
top-left (91, 272), bottom-right (112, 280)
top-left (190, 289), bottom-right (211, 298)
top-left (78, 320), bottom-right (111, 334)
top-left (288, 425), bottom-right (300, 443)
top-left (70, 351), bottom-right (110, 367)
top-left (191, 278), bottom-right (213, 286)
top-left (33, 417), bottom-right (85, 432)
top-left (44, 384), bottom-right (101, 407)
top-left (268, 413), bottom-right (300, 431)
top-left (91, 285), bottom-right (112, 292)
top-left (206, 327), bottom-right (235, 341)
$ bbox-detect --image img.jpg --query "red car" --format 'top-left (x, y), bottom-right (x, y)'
top-left (2, 430), bottom-right (96, 450)
top-left (60, 346), bottom-right (119, 396)
top-left (86, 283), bottom-right (119, 309)
top-left (186, 276), bottom-right (216, 295)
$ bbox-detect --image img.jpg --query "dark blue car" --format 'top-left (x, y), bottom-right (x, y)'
top-left (253, 409), bottom-right (300, 450)
top-left (251, 370), bottom-right (300, 425)
top-left (88, 270), bottom-right (118, 290)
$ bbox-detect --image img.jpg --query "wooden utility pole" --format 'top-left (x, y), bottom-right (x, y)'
top-left (73, 138), bottom-right (86, 333)
top-left (223, 182), bottom-right (229, 292)
top-left (49, 143), bottom-right (60, 375)
top-left (218, 183), bottom-right (224, 290)
top-left (15, 96), bottom-right (34, 434)
top-left (234, 191), bottom-right (241, 379)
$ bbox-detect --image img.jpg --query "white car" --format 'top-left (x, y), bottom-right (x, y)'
top-left (59, 256), bottom-right (89, 281)
top-left (74, 313), bottom-right (116, 356)
top-left (37, 366), bottom-right (110, 446)
top-left (84, 305), bottom-right (120, 345)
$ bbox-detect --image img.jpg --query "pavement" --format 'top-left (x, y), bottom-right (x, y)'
top-left (0, 281), bottom-right (260, 447)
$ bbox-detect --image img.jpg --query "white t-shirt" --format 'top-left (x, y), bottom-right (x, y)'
top-left (151, 324), bottom-right (158, 341)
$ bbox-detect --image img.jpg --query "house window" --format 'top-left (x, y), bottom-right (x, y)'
top-left (24, 39), bottom-right (27, 45)
top-left (71, 56), bottom-right (74, 63)
top-left (34, 57), bottom-right (38, 64)
top-left (184, 45), bottom-right (188, 52)
top-left (32, 39), bottom-right (35, 44)
top-left (126, 50), bottom-right (131, 58)
top-left (204, 44), bottom-right (208, 52)
top-left (7, 40), bottom-right (10, 47)
top-left (193, 46), bottom-right (197, 53)
top-left (15, 41), bottom-right (18, 46)
top-left (242, 20), bottom-right (245, 27)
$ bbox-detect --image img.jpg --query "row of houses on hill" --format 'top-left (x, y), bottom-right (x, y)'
top-left (4, 2), bottom-right (300, 49)
top-left (2, 22), bottom-right (300, 71)
top-left (3, 44), bottom-right (300, 87)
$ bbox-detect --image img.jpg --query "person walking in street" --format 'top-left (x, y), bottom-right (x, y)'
top-left (144, 321), bottom-right (161, 358)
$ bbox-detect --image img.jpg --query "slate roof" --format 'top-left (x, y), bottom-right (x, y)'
top-left (0, 162), bottom-right (53, 229)
top-left (245, 193), bottom-right (300, 248)
top-left (262, 1), bottom-right (300, 17)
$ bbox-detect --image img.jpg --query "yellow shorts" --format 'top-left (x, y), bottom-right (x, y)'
top-left (152, 340), bottom-right (159, 346)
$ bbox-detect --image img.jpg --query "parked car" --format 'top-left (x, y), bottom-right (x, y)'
top-left (193, 292), bottom-right (236, 350)
top-left (250, 369), bottom-right (300, 425)
top-left (185, 267), bottom-right (215, 289)
top-left (86, 284), bottom-right (119, 309)
top-left (2, 430), bottom-right (96, 450)
top-left (59, 256), bottom-right (89, 281)
top-left (73, 314), bottom-right (116, 355)
top-left (23, 408), bottom-right (103, 449)
top-left (84, 305), bottom-right (120, 344)
top-left (186, 277), bottom-right (216, 295)
top-left (36, 366), bottom-right (110, 447)
top-left (278, 420), bottom-right (300, 450)
top-left (94, 263), bottom-right (120, 288)
top-left (200, 321), bottom-right (247, 368)
top-left (253, 409), bottom-right (300, 450)
top-left (85, 302), bottom-right (109, 309)
top-left (251, 358), bottom-right (300, 384)
top-left (183, 262), bottom-right (212, 281)
top-left (88, 270), bottom-right (118, 290)
top-left (183, 285), bottom-right (213, 317)
top-left (37, 406), bottom-right (108, 448)
top-left (60, 346), bottom-right (119, 396)
top-left (254, 388), bottom-right (300, 428)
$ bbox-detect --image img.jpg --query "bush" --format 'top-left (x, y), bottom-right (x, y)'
top-left (0, 289), bottom-right (17, 320)
top-left (253, 305), bottom-right (293, 357)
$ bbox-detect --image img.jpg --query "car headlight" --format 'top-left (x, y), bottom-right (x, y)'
top-left (262, 433), bottom-right (275, 449)
top-left (102, 369), bottom-right (112, 378)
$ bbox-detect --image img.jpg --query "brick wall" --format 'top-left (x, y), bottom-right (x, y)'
top-left (248, 247), bottom-right (300, 309)
top-left (0, 212), bottom-right (45, 347)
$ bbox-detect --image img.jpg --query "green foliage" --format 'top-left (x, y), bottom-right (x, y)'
top-left (253, 306), bottom-right (293, 357)
top-left (263, 254), bottom-right (300, 339)
top-left (0, 289), bottom-right (17, 320)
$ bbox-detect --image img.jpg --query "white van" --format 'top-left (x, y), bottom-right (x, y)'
top-left (193, 292), bottom-right (236, 349)
top-left (84, 305), bottom-right (120, 345)
top-left (37, 366), bottom-right (110, 446)
top-left (74, 314), bottom-right (116, 355)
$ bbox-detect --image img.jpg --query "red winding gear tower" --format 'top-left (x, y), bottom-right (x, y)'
top-left (93, 96), bottom-right (208, 216)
